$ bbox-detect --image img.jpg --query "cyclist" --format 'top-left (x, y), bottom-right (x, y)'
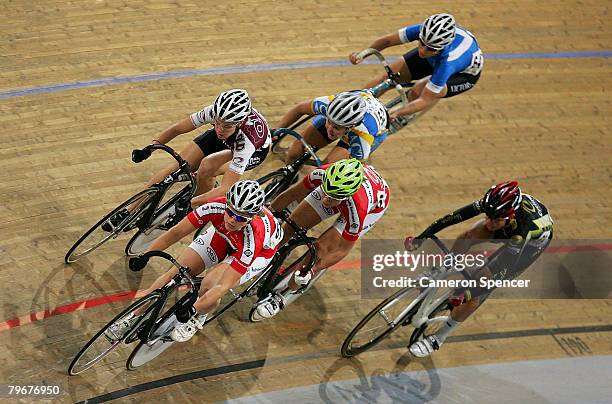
top-left (106, 180), bottom-right (283, 342)
top-left (404, 181), bottom-right (553, 357)
top-left (105, 88), bottom-right (271, 229)
top-left (255, 158), bottom-right (391, 318)
top-left (349, 13), bottom-right (483, 125)
top-left (275, 90), bottom-right (389, 164)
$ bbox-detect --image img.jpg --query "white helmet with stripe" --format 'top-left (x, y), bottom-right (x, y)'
top-left (226, 180), bottom-right (265, 216)
top-left (213, 89), bottom-right (252, 123)
top-left (419, 13), bottom-right (456, 50)
top-left (326, 92), bottom-right (366, 128)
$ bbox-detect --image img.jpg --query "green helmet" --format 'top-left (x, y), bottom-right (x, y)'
top-left (322, 158), bottom-right (364, 198)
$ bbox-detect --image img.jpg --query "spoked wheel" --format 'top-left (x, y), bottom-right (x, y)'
top-left (65, 188), bottom-right (159, 263)
top-left (340, 287), bottom-right (423, 358)
top-left (126, 314), bottom-right (178, 370)
top-left (257, 170), bottom-right (291, 204)
top-left (68, 292), bottom-right (162, 375)
top-left (409, 297), bottom-right (453, 346)
top-left (249, 239), bottom-right (316, 323)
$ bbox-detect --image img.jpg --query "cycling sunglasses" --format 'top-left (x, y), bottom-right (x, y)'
top-left (321, 188), bottom-right (347, 203)
top-left (418, 39), bottom-right (441, 53)
top-left (213, 119), bottom-right (239, 129)
top-left (225, 207), bottom-right (253, 223)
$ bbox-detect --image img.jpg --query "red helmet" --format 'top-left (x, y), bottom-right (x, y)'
top-left (482, 181), bottom-right (522, 219)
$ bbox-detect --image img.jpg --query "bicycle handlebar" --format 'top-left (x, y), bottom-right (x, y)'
top-left (357, 48), bottom-right (410, 107)
top-left (272, 128), bottom-right (323, 166)
top-left (133, 143), bottom-right (197, 190)
top-left (134, 250), bottom-right (197, 288)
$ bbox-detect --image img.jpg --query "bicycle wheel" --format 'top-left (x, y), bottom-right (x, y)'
top-left (257, 169), bottom-right (291, 204)
top-left (65, 188), bottom-right (159, 263)
top-left (409, 296), bottom-right (453, 346)
top-left (125, 185), bottom-right (192, 256)
top-left (68, 292), bottom-right (162, 375)
top-left (340, 287), bottom-right (423, 358)
top-left (126, 314), bottom-right (178, 370)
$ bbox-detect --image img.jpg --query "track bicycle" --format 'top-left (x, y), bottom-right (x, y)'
top-left (64, 144), bottom-right (197, 263)
top-left (270, 48), bottom-right (416, 156)
top-left (341, 236), bottom-right (504, 357)
top-left (67, 210), bottom-right (316, 373)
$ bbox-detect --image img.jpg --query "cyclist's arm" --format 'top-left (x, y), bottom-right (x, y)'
top-left (367, 31), bottom-right (403, 52)
top-left (146, 215), bottom-right (198, 252)
top-left (155, 117), bottom-right (197, 144)
top-left (350, 32), bottom-right (403, 63)
top-left (418, 201), bottom-right (481, 239)
top-left (275, 101), bottom-right (315, 128)
top-left (270, 180), bottom-right (312, 212)
top-left (193, 169), bottom-right (241, 206)
top-left (391, 86), bottom-right (442, 117)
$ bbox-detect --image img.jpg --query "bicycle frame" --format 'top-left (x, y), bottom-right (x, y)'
top-left (125, 250), bottom-right (200, 345)
top-left (396, 236), bottom-right (509, 330)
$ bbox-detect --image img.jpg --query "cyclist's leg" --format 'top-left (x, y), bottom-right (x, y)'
top-left (195, 149), bottom-right (232, 195)
top-left (323, 142), bottom-right (350, 164)
top-left (285, 116), bottom-right (332, 164)
top-left (443, 72), bottom-right (481, 99)
top-left (279, 190), bottom-right (328, 244)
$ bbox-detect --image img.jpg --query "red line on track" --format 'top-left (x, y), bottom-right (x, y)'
top-left (1, 242), bottom-right (610, 332)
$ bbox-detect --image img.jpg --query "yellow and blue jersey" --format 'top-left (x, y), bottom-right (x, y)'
top-left (311, 90), bottom-right (389, 160)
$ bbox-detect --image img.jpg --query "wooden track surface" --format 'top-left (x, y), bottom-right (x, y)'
top-left (1, 0), bottom-right (611, 402)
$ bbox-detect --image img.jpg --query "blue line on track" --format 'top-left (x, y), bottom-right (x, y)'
top-left (2, 50), bottom-right (611, 100)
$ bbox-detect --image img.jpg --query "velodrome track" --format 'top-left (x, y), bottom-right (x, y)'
top-left (1, 1), bottom-right (611, 402)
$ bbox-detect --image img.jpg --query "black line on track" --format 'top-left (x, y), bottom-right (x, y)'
top-left (79, 323), bottom-right (612, 403)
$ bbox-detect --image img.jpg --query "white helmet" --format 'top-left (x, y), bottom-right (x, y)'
top-left (226, 180), bottom-right (265, 215)
top-left (326, 92), bottom-right (366, 128)
top-left (419, 13), bottom-right (456, 50)
top-left (213, 89), bottom-right (252, 123)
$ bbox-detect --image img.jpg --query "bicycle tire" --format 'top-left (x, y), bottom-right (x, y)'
top-left (257, 169), bottom-right (292, 204)
top-left (125, 314), bottom-right (178, 370)
top-left (68, 292), bottom-right (162, 375)
top-left (340, 287), bottom-right (423, 358)
top-left (124, 185), bottom-right (192, 256)
top-left (65, 187), bottom-right (159, 263)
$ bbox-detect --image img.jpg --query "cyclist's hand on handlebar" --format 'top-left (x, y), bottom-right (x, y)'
top-left (349, 51), bottom-right (363, 65)
top-left (404, 236), bottom-right (425, 251)
top-left (129, 255), bottom-right (150, 271)
top-left (131, 148), bottom-right (152, 163)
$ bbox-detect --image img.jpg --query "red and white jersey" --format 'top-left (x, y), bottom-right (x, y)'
top-left (190, 106), bottom-right (271, 174)
top-left (303, 164), bottom-right (390, 241)
top-left (186, 197), bottom-right (283, 274)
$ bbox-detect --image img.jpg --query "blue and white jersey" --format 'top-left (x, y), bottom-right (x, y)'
top-left (398, 24), bottom-right (484, 94)
top-left (311, 90), bottom-right (388, 160)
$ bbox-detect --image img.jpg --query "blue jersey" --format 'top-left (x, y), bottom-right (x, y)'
top-left (398, 24), bottom-right (484, 94)
top-left (311, 90), bottom-right (389, 160)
